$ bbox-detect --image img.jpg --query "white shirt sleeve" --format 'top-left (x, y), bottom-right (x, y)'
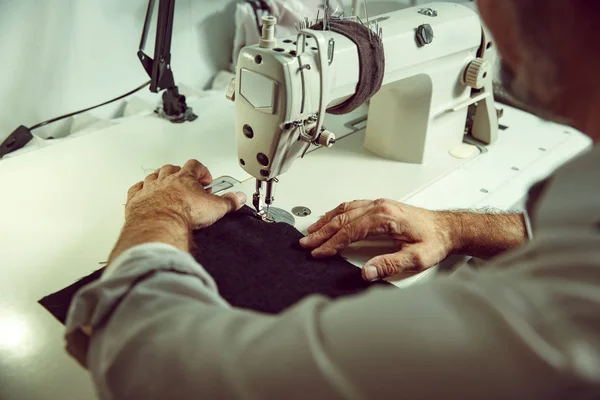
top-left (64, 241), bottom-right (586, 400)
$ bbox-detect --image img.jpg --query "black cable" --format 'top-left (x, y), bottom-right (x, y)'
top-left (29, 80), bottom-right (151, 131)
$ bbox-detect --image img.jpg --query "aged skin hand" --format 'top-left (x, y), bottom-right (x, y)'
top-left (108, 159), bottom-right (247, 264)
top-left (299, 199), bottom-right (454, 282)
top-left (299, 199), bottom-right (527, 282)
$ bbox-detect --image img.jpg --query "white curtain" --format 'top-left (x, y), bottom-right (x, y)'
top-left (0, 0), bottom-right (237, 142)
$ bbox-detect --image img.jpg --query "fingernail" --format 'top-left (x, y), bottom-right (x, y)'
top-left (311, 248), bottom-right (334, 258)
top-left (300, 236), bottom-right (309, 245)
top-left (364, 265), bottom-right (380, 281)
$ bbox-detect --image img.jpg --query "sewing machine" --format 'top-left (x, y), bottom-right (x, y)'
top-left (230, 2), bottom-right (498, 219)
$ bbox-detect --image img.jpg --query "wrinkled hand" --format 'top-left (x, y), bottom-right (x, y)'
top-left (299, 199), bottom-right (454, 281)
top-left (126, 160), bottom-right (247, 229)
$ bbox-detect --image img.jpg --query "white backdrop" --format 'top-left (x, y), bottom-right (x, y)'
top-left (0, 0), bottom-right (238, 141)
top-left (0, 0), bottom-right (469, 143)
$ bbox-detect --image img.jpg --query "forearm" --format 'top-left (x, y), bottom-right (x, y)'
top-left (69, 248), bottom-right (550, 400)
top-left (442, 211), bottom-right (527, 259)
top-left (108, 210), bottom-right (191, 264)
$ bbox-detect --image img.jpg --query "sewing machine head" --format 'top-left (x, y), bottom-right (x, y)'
top-left (228, 2), bottom-right (498, 216)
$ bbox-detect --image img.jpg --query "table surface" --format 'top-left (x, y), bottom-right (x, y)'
top-left (0, 95), bottom-right (591, 399)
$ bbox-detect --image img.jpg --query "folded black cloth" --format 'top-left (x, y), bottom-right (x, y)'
top-left (40, 206), bottom-right (390, 324)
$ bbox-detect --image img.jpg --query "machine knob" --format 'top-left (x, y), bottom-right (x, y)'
top-left (464, 58), bottom-right (491, 89)
top-left (415, 24), bottom-right (434, 47)
top-left (225, 77), bottom-right (236, 101)
top-left (317, 130), bottom-right (336, 147)
top-left (259, 16), bottom-right (277, 49)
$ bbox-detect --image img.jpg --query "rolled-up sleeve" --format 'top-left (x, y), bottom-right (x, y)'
top-left (64, 244), bottom-right (230, 373)
top-left (64, 241), bottom-right (572, 400)
top-left (66, 243), bottom-right (230, 337)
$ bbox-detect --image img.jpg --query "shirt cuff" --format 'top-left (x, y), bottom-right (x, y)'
top-left (64, 243), bottom-right (228, 367)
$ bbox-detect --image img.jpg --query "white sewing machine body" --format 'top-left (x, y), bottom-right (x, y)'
top-left (234, 2), bottom-right (497, 197)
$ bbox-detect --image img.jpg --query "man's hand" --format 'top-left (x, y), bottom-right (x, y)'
top-left (299, 199), bottom-right (454, 282)
top-left (299, 199), bottom-right (529, 282)
top-left (108, 160), bottom-right (246, 264)
top-left (126, 159), bottom-right (246, 230)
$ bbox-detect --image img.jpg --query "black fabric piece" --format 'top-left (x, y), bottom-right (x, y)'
top-left (310, 20), bottom-right (385, 115)
top-left (191, 206), bottom-right (390, 312)
top-left (40, 268), bottom-right (104, 325)
top-left (39, 206), bottom-right (389, 324)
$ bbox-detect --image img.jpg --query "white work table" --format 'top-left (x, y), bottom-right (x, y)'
top-left (0, 95), bottom-right (591, 399)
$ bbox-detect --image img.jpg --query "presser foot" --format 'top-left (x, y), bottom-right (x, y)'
top-left (253, 207), bottom-right (296, 226)
top-left (254, 208), bottom-right (275, 223)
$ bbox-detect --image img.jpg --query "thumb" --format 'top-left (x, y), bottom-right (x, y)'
top-left (219, 191), bottom-right (247, 213)
top-left (362, 251), bottom-right (422, 282)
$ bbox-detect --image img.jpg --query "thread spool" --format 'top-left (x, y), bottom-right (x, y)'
top-left (259, 16), bottom-right (277, 49)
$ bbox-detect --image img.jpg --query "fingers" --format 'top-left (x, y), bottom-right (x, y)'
top-left (300, 206), bottom-right (371, 249)
top-left (190, 191), bottom-right (247, 229)
top-left (307, 200), bottom-right (372, 234)
top-left (201, 192), bottom-right (246, 226)
top-left (127, 181), bottom-right (143, 201)
top-left (212, 191), bottom-right (247, 218)
top-left (309, 214), bottom-right (378, 258)
top-left (145, 164), bottom-right (181, 183)
top-left (182, 159), bottom-right (213, 186)
top-left (144, 172), bottom-right (158, 184)
top-left (157, 164), bottom-right (181, 179)
top-left (220, 191), bottom-right (247, 212)
top-left (362, 249), bottom-right (425, 282)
